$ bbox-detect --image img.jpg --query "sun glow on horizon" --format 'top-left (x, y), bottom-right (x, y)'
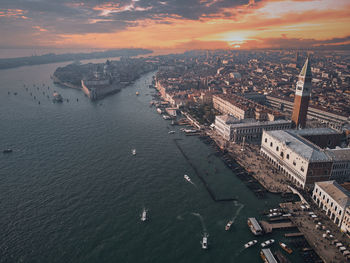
top-left (1, 0), bottom-right (349, 50)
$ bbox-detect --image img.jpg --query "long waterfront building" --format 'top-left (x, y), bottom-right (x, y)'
top-left (215, 115), bottom-right (291, 143)
top-left (261, 128), bottom-right (350, 189)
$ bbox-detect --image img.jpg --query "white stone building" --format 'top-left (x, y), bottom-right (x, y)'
top-left (214, 115), bottom-right (291, 143)
top-left (312, 181), bottom-right (350, 226)
top-left (260, 130), bottom-right (333, 188)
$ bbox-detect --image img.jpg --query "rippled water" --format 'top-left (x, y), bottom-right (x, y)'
top-left (0, 62), bottom-right (304, 262)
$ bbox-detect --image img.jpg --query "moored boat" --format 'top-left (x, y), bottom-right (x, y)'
top-left (132, 149), bottom-right (136, 155)
top-left (267, 212), bottom-right (282, 218)
top-left (168, 130), bottom-right (175, 134)
top-left (52, 92), bottom-right (63, 103)
top-left (225, 220), bottom-right (233, 231)
top-left (279, 242), bottom-right (293, 254)
top-left (261, 239), bottom-right (275, 248)
top-left (244, 240), bottom-right (258, 248)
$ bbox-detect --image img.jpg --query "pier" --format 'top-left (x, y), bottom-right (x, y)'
top-left (260, 221), bottom-right (296, 234)
top-left (285, 232), bottom-right (304, 237)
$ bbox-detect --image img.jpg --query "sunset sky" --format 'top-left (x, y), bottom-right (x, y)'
top-left (1, 0), bottom-right (350, 51)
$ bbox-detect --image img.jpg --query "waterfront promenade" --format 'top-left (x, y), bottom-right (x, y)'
top-left (206, 129), bottom-right (290, 193)
top-left (281, 202), bottom-right (349, 263)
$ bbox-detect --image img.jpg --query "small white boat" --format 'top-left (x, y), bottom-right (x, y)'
top-left (168, 130), bottom-right (175, 134)
top-left (201, 233), bottom-right (208, 249)
top-left (225, 220), bottom-right (233, 231)
top-left (141, 208), bottom-right (147, 222)
top-left (267, 212), bottom-right (282, 218)
top-left (132, 149), bottom-right (136, 155)
top-left (184, 174), bottom-right (191, 182)
top-left (136, 91), bottom-right (139, 95)
top-left (244, 240), bottom-right (258, 249)
top-left (261, 239), bottom-right (275, 248)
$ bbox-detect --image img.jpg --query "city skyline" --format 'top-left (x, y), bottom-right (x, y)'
top-left (0, 0), bottom-right (350, 51)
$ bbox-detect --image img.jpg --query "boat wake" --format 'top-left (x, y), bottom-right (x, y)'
top-left (176, 215), bottom-right (184, 220)
top-left (231, 201), bottom-right (244, 223)
top-left (192, 212), bottom-right (207, 233)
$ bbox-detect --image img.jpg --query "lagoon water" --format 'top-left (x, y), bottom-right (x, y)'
top-left (0, 61), bottom-right (303, 262)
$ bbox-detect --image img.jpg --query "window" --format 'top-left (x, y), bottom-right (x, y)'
top-left (301, 167), bottom-right (304, 172)
top-left (280, 152), bottom-right (284, 158)
top-left (335, 206), bottom-right (338, 211)
top-left (327, 198), bottom-right (329, 203)
top-left (270, 142), bottom-right (273, 147)
top-left (316, 188), bottom-right (318, 193)
top-left (286, 154), bottom-right (289, 159)
top-left (293, 161), bottom-right (296, 166)
top-left (265, 138), bottom-right (267, 143)
top-left (276, 146), bottom-right (279, 151)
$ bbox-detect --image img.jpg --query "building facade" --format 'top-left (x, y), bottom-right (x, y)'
top-left (213, 94), bottom-right (284, 121)
top-left (213, 95), bottom-right (250, 119)
top-left (261, 130), bottom-right (333, 188)
top-left (312, 181), bottom-right (350, 227)
top-left (215, 115), bottom-right (291, 143)
top-left (341, 206), bottom-right (350, 234)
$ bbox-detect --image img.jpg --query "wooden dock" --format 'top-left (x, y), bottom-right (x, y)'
top-left (285, 232), bottom-right (304, 237)
top-left (260, 221), bottom-right (296, 233)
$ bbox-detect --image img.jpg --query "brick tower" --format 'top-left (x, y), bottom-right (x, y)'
top-left (292, 58), bottom-right (312, 129)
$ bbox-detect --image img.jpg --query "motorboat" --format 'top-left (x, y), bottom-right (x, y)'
top-left (141, 208), bottom-right (147, 222)
top-left (132, 149), bottom-right (136, 155)
top-left (52, 92), bottom-right (63, 103)
top-left (261, 239), bottom-right (275, 248)
top-left (225, 220), bottom-right (233, 231)
top-left (136, 91), bottom-right (139, 95)
top-left (3, 148), bottom-right (13, 154)
top-left (201, 233), bottom-right (208, 249)
top-left (184, 175), bottom-right (191, 182)
top-left (267, 212), bottom-right (282, 218)
top-left (279, 242), bottom-right (293, 254)
top-left (244, 240), bottom-right (258, 249)
top-left (168, 130), bottom-right (175, 134)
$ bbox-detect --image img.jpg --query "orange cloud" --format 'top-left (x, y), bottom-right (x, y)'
top-left (40, 0), bottom-right (350, 50)
top-left (0, 8), bottom-right (27, 19)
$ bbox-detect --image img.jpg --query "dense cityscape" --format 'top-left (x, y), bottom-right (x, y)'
top-left (2, 0), bottom-right (350, 262)
top-left (41, 48), bottom-right (350, 262)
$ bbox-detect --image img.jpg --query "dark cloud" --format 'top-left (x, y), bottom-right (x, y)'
top-left (0, 0), bottom-right (250, 35)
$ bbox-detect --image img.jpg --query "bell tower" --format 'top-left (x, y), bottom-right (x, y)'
top-left (291, 58), bottom-right (312, 129)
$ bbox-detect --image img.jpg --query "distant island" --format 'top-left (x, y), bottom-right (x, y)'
top-left (0, 49), bottom-right (153, 70)
top-left (53, 57), bottom-right (156, 100)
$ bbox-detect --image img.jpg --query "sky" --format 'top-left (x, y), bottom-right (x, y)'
top-left (0, 0), bottom-right (350, 51)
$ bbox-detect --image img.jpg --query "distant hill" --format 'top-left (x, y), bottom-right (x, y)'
top-left (0, 49), bottom-right (153, 70)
